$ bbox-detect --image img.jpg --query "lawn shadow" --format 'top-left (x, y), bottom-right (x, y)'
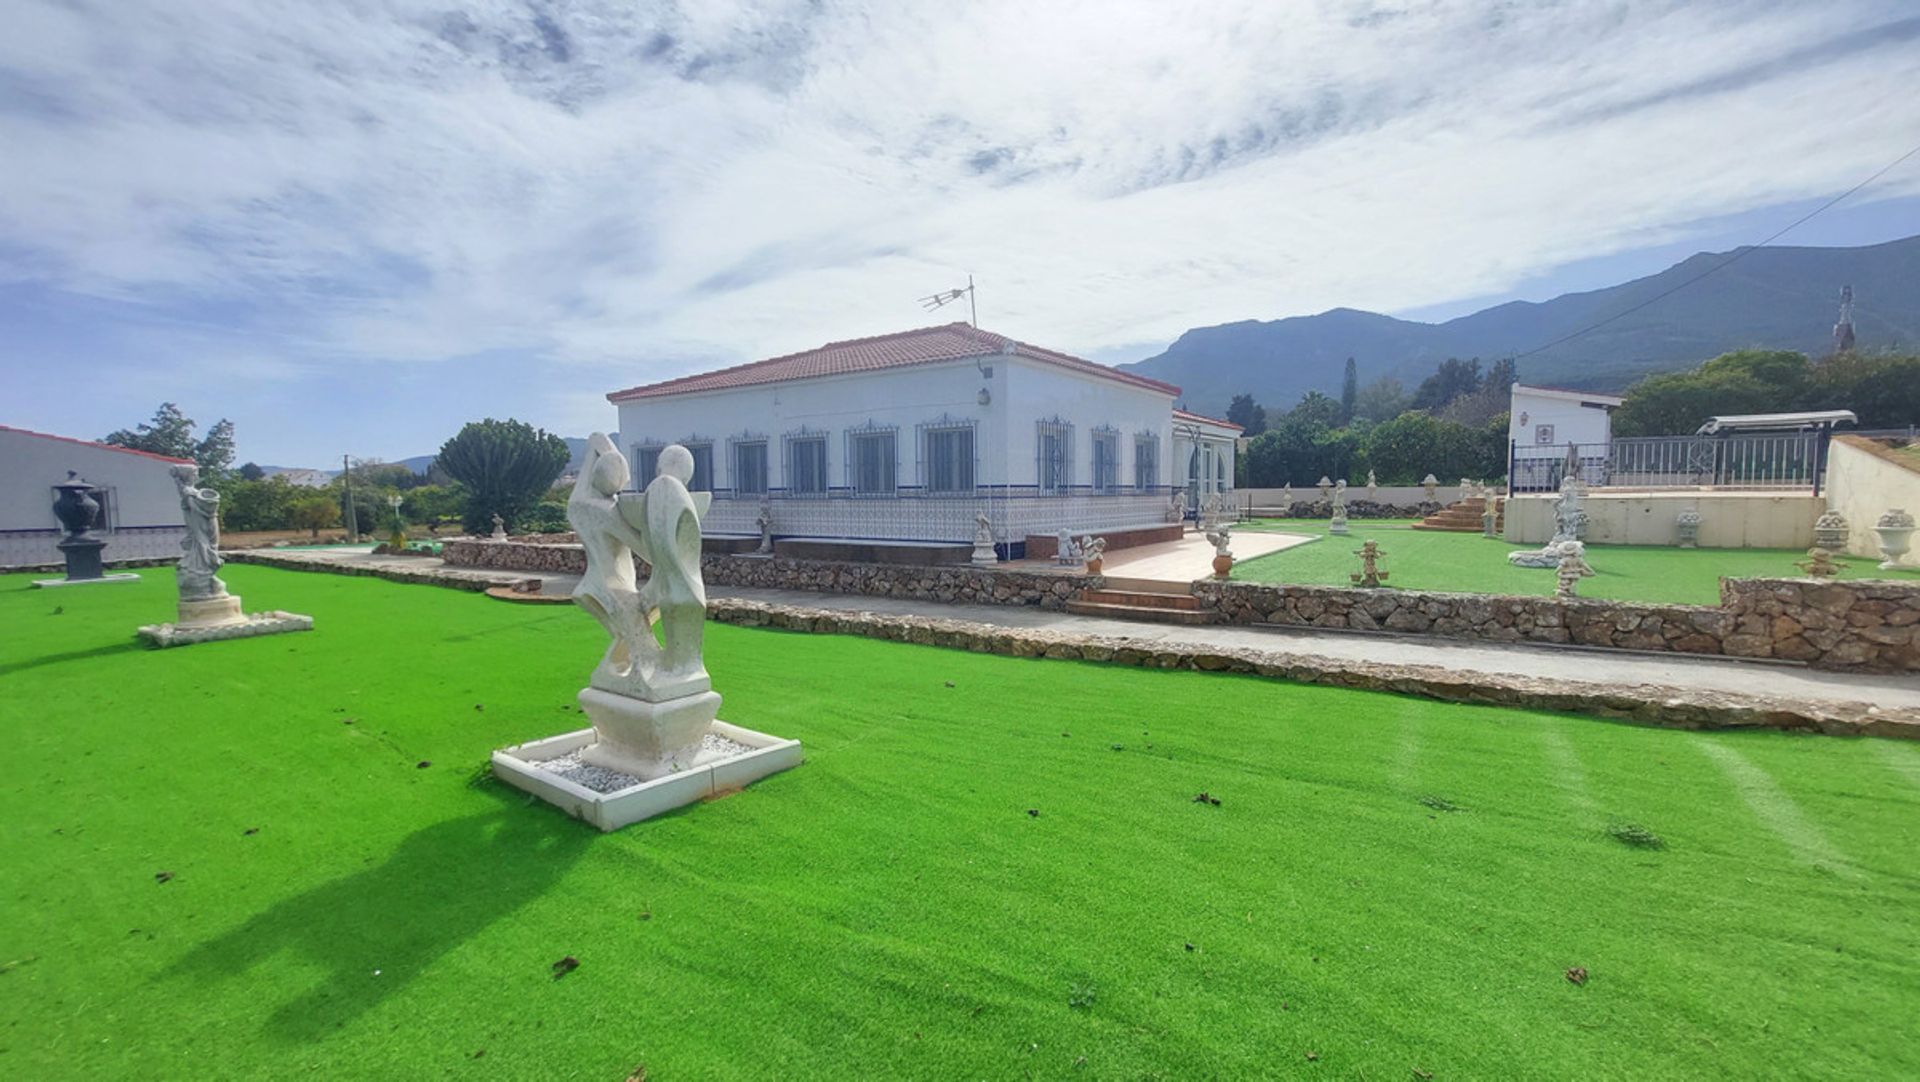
top-left (162, 792), bottom-right (594, 1041)
top-left (0, 640), bottom-right (142, 678)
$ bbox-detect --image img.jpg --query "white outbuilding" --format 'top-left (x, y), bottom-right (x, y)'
top-left (1, 424), bottom-right (190, 568)
top-left (1506, 383), bottom-right (1626, 490)
top-left (606, 323), bottom-right (1236, 561)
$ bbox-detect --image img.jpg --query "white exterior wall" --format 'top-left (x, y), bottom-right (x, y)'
top-left (1824, 438), bottom-right (1920, 561)
top-left (1, 428), bottom-right (186, 567)
top-left (1509, 387), bottom-right (1617, 463)
top-left (609, 354), bottom-right (1179, 547)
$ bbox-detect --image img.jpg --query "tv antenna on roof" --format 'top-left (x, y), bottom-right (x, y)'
top-left (919, 274), bottom-right (976, 328)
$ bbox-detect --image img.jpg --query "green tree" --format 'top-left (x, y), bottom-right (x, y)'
top-left (215, 476), bottom-right (299, 531)
top-left (1410, 358), bottom-right (1483, 412)
top-left (1810, 351), bottom-right (1920, 428)
top-left (1360, 412), bottom-right (1502, 483)
top-left (1352, 377), bottom-right (1409, 423)
top-left (103, 402), bottom-right (236, 478)
top-left (1613, 350), bottom-right (1814, 436)
top-left (289, 495), bottom-right (341, 539)
top-left (1289, 390), bottom-right (1343, 429)
top-left (434, 418), bottom-right (571, 535)
top-left (238, 462), bottom-right (267, 482)
top-left (1224, 394), bottom-right (1267, 437)
top-left (1339, 357), bottom-right (1358, 423)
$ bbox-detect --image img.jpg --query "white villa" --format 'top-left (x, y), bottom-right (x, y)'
top-left (607, 323), bottom-right (1240, 562)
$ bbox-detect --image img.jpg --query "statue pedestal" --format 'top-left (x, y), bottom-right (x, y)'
top-left (137, 602), bottom-right (313, 647)
top-left (492, 718), bottom-right (802, 832)
top-left (178, 594), bottom-right (247, 627)
top-left (577, 687), bottom-right (721, 780)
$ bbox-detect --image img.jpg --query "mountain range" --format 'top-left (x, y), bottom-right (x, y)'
top-left (1121, 234), bottom-right (1920, 417)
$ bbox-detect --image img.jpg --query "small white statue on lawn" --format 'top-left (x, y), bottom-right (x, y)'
top-left (490, 512), bottom-right (508, 541)
top-left (137, 465), bottom-right (312, 646)
top-left (1422, 474), bottom-right (1439, 502)
top-left (1365, 469), bottom-right (1378, 503)
top-left (1329, 479), bottom-right (1350, 535)
top-left (1553, 540), bottom-right (1594, 599)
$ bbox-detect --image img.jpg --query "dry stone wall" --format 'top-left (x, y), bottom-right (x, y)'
top-left (443, 538), bottom-right (1092, 609)
top-left (442, 538), bottom-right (1920, 671)
top-left (1192, 577), bottom-right (1920, 672)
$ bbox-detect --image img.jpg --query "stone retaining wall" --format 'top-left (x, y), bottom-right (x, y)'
top-left (1192, 576), bottom-right (1920, 672)
top-left (443, 538), bottom-right (1092, 609)
top-left (440, 538), bottom-right (1920, 671)
top-left (705, 599), bottom-right (1915, 739)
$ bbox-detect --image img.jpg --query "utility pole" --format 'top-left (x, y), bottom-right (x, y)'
top-left (341, 453), bottom-right (359, 539)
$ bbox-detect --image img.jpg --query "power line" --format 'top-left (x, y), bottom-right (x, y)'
top-left (1510, 139), bottom-right (1920, 362)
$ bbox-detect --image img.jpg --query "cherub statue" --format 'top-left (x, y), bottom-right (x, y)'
top-left (1553, 540), bottom-right (1595, 599)
top-left (1794, 546), bottom-right (1841, 578)
top-left (1168, 490), bottom-right (1188, 523)
top-left (1205, 524), bottom-right (1233, 558)
top-left (1080, 535), bottom-right (1106, 562)
top-left (1054, 529), bottom-right (1082, 566)
top-left (1350, 539), bottom-right (1388, 588)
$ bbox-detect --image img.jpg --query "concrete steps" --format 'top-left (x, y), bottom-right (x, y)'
top-left (1412, 496), bottom-right (1504, 533)
top-left (1065, 584), bottom-right (1216, 625)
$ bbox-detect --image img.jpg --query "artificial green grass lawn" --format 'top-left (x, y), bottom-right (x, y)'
top-left (3, 568), bottom-right (1918, 1080)
top-left (1234, 518), bottom-right (1919, 605)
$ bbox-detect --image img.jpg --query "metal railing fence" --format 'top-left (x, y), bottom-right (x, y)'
top-left (1509, 431), bottom-right (1827, 494)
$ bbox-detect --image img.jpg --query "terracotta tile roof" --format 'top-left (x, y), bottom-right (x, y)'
top-left (1173, 408), bottom-right (1243, 432)
top-left (0, 424), bottom-right (196, 464)
top-left (606, 323), bottom-right (1181, 402)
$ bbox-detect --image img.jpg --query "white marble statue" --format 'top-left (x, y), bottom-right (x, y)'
top-left (754, 496), bottom-right (774, 555)
top-left (1365, 469), bottom-right (1378, 502)
top-left (1206, 525), bottom-right (1233, 558)
top-left (1421, 474), bottom-right (1439, 502)
top-left (1552, 474), bottom-right (1587, 542)
top-left (1167, 490), bottom-right (1188, 524)
top-left (971, 512), bottom-right (997, 565)
top-left (490, 513), bottom-right (508, 541)
top-left (1329, 479), bottom-right (1350, 535)
top-left (170, 464), bottom-right (228, 602)
top-left (570, 435), bottom-right (714, 701)
top-left (1054, 529), bottom-right (1082, 566)
top-left (1081, 535), bottom-right (1106, 563)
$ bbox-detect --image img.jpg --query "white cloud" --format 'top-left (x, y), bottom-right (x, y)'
top-left (4, 0), bottom-right (1919, 391)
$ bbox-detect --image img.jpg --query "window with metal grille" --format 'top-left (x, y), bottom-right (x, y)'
top-left (786, 436), bottom-right (828, 495)
top-left (685, 443), bottom-right (713, 492)
top-left (634, 445), bottom-right (663, 486)
top-left (1091, 428), bottom-right (1119, 494)
top-left (849, 430), bottom-right (897, 495)
top-left (1134, 434), bottom-right (1158, 491)
top-left (732, 441), bottom-right (768, 495)
top-left (923, 425), bottom-right (975, 494)
top-left (1036, 419), bottom-right (1072, 494)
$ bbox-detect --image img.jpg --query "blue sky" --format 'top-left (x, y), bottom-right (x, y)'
top-left (3, 1), bottom-right (1919, 466)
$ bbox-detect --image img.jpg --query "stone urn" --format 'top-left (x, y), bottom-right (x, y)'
top-left (51, 471), bottom-right (107, 580)
top-left (1085, 554), bottom-right (1103, 575)
top-left (1212, 553), bottom-right (1233, 579)
top-left (1675, 509), bottom-right (1702, 549)
top-left (1812, 510), bottom-right (1850, 552)
top-left (1874, 508), bottom-right (1915, 570)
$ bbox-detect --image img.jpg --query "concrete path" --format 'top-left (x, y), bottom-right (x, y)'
top-left (708, 585), bottom-right (1920, 714)
top-left (1005, 529), bottom-right (1315, 582)
top-left (227, 545), bottom-right (1920, 717)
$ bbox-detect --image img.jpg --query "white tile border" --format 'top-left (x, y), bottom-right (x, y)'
top-left (31, 573), bottom-right (142, 588)
top-left (492, 722), bottom-right (802, 831)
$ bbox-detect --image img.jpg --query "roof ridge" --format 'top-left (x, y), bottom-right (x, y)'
top-left (0, 424), bottom-right (198, 465)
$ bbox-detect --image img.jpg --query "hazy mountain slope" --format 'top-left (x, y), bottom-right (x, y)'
top-left (1124, 235), bottom-right (1920, 415)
